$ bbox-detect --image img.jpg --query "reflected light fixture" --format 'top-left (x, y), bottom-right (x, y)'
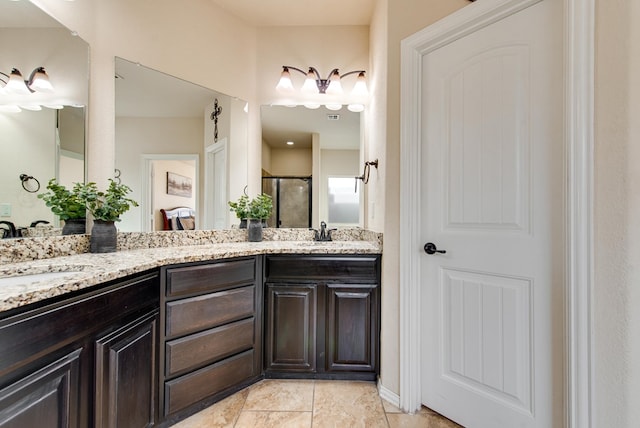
top-left (0, 67), bottom-right (56, 113)
top-left (276, 66), bottom-right (368, 111)
top-left (0, 67), bottom-right (54, 95)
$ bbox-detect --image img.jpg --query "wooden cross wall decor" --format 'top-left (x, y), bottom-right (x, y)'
top-left (210, 98), bottom-right (223, 143)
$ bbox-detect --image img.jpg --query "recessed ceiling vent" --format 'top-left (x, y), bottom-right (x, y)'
top-left (327, 114), bottom-right (340, 121)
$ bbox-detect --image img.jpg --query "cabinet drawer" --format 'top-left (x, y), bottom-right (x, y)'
top-left (165, 258), bottom-right (255, 298)
top-left (165, 286), bottom-right (254, 338)
top-left (265, 256), bottom-right (379, 282)
top-left (165, 318), bottom-right (254, 377)
top-left (164, 349), bottom-right (255, 416)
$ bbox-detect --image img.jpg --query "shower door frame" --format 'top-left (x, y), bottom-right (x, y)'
top-left (262, 176), bottom-right (312, 228)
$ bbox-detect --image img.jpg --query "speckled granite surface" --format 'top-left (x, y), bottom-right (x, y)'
top-left (0, 228), bottom-right (382, 265)
top-left (0, 228), bottom-right (382, 312)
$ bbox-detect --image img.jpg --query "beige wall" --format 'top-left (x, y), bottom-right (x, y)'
top-left (0, 110), bottom-right (57, 226)
top-left (269, 148), bottom-right (312, 176)
top-left (31, 0), bottom-right (258, 191)
top-left (115, 117), bottom-right (203, 231)
top-left (377, 0), bottom-right (469, 397)
top-left (594, 0), bottom-right (640, 425)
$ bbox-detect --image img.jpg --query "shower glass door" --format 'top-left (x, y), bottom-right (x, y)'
top-left (262, 177), bottom-right (311, 228)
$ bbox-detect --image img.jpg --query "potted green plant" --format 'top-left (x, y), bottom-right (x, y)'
top-left (76, 179), bottom-right (138, 253)
top-left (37, 179), bottom-right (86, 235)
top-left (228, 194), bottom-right (250, 228)
top-left (248, 193), bottom-right (273, 224)
top-left (246, 193), bottom-right (273, 242)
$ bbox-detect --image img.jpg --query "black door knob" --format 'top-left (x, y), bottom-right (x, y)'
top-left (424, 242), bottom-right (446, 255)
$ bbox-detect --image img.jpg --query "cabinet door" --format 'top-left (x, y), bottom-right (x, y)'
top-left (0, 348), bottom-right (82, 428)
top-left (94, 311), bottom-right (158, 428)
top-left (265, 284), bottom-right (316, 372)
top-left (326, 285), bottom-right (379, 372)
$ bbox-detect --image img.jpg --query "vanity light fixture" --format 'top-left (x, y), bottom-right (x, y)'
top-left (276, 66), bottom-right (368, 112)
top-left (0, 67), bottom-right (54, 95)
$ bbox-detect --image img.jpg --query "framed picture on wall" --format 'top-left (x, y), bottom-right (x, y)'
top-left (167, 172), bottom-right (192, 198)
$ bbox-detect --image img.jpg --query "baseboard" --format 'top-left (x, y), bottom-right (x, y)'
top-left (377, 380), bottom-right (400, 408)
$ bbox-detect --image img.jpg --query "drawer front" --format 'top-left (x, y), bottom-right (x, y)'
top-left (265, 255), bottom-right (380, 282)
top-left (165, 286), bottom-right (254, 338)
top-left (164, 349), bottom-right (255, 416)
top-left (165, 258), bottom-right (256, 298)
top-left (165, 317), bottom-right (254, 377)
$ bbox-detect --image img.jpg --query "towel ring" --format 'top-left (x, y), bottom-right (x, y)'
top-left (19, 174), bottom-right (40, 193)
top-left (354, 159), bottom-right (379, 191)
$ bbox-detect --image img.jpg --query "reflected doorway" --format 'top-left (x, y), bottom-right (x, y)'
top-left (141, 154), bottom-right (199, 232)
top-left (262, 177), bottom-right (311, 228)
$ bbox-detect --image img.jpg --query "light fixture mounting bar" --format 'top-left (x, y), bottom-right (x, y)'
top-left (281, 65), bottom-right (366, 94)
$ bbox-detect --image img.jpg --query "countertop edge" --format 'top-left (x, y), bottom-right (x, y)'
top-left (0, 241), bottom-right (382, 313)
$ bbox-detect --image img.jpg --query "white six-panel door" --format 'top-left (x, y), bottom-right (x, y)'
top-left (420, 1), bottom-right (564, 427)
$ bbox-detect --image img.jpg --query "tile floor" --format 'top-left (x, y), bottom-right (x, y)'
top-left (173, 379), bottom-right (462, 428)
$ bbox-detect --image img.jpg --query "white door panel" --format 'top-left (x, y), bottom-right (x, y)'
top-left (420, 0), bottom-right (563, 427)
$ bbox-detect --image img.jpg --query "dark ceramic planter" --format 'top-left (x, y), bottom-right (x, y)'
top-left (62, 218), bottom-right (86, 235)
top-left (239, 219), bottom-right (247, 229)
top-left (90, 220), bottom-right (117, 253)
top-left (247, 218), bottom-right (262, 242)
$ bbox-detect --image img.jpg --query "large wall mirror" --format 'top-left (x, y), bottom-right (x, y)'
top-left (261, 105), bottom-right (362, 228)
top-left (115, 58), bottom-right (248, 232)
top-left (0, 0), bottom-right (88, 234)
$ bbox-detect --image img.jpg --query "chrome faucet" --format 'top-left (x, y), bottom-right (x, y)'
top-left (313, 221), bottom-right (336, 242)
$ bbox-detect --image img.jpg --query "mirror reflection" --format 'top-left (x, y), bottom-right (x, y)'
top-left (115, 58), bottom-right (248, 232)
top-left (261, 105), bottom-right (362, 228)
top-left (0, 0), bottom-right (88, 236)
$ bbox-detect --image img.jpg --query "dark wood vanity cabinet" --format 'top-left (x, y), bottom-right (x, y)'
top-left (159, 256), bottom-right (262, 421)
top-left (265, 284), bottom-right (317, 372)
top-left (94, 310), bottom-right (159, 428)
top-left (0, 271), bottom-right (160, 428)
top-left (264, 255), bottom-right (381, 380)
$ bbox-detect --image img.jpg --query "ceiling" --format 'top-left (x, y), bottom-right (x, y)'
top-left (0, 1), bottom-right (62, 28)
top-left (209, 0), bottom-right (376, 26)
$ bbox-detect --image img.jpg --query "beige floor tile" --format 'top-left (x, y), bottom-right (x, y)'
top-left (234, 410), bottom-right (312, 428)
top-left (386, 407), bottom-right (463, 428)
top-left (243, 379), bottom-right (314, 412)
top-left (171, 388), bottom-right (249, 428)
top-left (382, 399), bottom-right (403, 414)
top-left (313, 380), bottom-right (388, 428)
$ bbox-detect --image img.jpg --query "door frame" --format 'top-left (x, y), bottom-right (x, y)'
top-left (398, 0), bottom-right (594, 427)
top-left (140, 154), bottom-right (200, 232)
top-left (204, 138), bottom-right (228, 230)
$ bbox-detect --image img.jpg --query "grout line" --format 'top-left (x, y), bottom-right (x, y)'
top-left (232, 382), bottom-right (252, 428)
top-left (310, 379), bottom-right (316, 428)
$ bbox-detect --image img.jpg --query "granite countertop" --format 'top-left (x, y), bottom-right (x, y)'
top-left (0, 229), bottom-right (382, 313)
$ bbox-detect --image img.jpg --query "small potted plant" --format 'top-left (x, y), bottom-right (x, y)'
top-left (76, 179), bottom-right (138, 253)
top-left (248, 193), bottom-right (273, 225)
top-left (228, 194), bottom-right (250, 228)
top-left (246, 193), bottom-right (273, 242)
top-left (38, 179), bottom-right (86, 235)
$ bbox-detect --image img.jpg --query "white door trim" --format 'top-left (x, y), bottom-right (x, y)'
top-left (204, 138), bottom-right (228, 229)
top-left (398, 0), bottom-right (594, 427)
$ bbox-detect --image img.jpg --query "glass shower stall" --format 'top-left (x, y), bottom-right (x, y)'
top-left (262, 177), bottom-right (311, 228)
